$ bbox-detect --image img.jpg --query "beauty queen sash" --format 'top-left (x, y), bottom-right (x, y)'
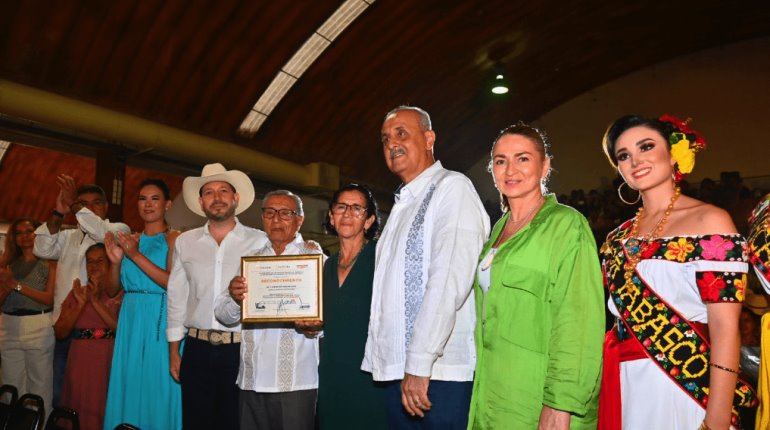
top-left (601, 222), bottom-right (757, 427)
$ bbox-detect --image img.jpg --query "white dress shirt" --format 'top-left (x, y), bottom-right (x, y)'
top-left (166, 218), bottom-right (268, 342)
top-left (33, 208), bottom-right (130, 321)
top-left (215, 234), bottom-right (324, 392)
top-left (362, 161), bottom-right (490, 381)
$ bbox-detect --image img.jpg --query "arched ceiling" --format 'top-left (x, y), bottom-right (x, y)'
top-left (1, 0), bottom-right (769, 194)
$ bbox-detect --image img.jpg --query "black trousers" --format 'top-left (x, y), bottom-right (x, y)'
top-left (239, 389), bottom-right (317, 430)
top-left (179, 337), bottom-right (240, 430)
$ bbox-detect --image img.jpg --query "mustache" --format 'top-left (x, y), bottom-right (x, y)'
top-left (389, 147), bottom-right (405, 160)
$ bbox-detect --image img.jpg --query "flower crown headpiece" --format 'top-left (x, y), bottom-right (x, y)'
top-left (659, 114), bottom-right (706, 182)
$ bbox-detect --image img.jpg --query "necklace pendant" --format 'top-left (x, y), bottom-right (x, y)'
top-left (480, 249), bottom-right (496, 271)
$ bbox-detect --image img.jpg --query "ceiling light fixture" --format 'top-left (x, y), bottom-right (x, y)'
top-left (491, 74), bottom-right (509, 95)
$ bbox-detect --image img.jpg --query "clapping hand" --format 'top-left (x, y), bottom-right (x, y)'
top-left (115, 232), bottom-right (141, 259)
top-left (56, 174), bottom-right (77, 215)
top-left (72, 279), bottom-right (88, 305)
top-left (104, 232), bottom-right (125, 263)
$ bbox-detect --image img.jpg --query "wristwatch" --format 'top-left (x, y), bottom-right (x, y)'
top-left (14, 284), bottom-right (22, 292)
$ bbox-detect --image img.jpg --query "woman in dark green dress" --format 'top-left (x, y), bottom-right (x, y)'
top-left (318, 183), bottom-right (387, 429)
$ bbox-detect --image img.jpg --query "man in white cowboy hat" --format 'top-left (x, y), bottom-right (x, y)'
top-left (167, 163), bottom-right (268, 430)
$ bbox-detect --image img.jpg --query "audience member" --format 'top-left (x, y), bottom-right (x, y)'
top-left (54, 243), bottom-right (122, 430)
top-left (0, 217), bottom-right (56, 410)
top-left (34, 176), bottom-right (130, 406)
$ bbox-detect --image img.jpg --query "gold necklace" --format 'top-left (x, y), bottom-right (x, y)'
top-left (338, 240), bottom-right (368, 270)
top-left (624, 186), bottom-right (681, 275)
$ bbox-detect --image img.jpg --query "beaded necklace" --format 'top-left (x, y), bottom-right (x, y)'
top-left (623, 186), bottom-right (681, 279)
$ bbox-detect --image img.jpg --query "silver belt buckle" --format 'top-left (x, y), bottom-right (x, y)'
top-left (209, 331), bottom-right (223, 345)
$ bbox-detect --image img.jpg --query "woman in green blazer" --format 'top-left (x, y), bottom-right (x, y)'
top-left (467, 123), bottom-right (604, 429)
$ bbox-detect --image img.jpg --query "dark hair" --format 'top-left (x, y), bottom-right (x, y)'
top-left (1, 217), bottom-right (41, 265)
top-left (76, 184), bottom-right (107, 199)
top-left (323, 183), bottom-right (381, 240)
top-left (85, 242), bottom-right (106, 255)
top-left (602, 115), bottom-right (672, 168)
top-left (140, 178), bottom-right (171, 200)
top-left (487, 121), bottom-right (553, 213)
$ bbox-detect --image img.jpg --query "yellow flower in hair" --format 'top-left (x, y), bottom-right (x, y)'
top-left (671, 138), bottom-right (695, 174)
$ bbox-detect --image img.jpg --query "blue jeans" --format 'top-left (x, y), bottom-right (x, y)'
top-left (385, 379), bottom-right (473, 430)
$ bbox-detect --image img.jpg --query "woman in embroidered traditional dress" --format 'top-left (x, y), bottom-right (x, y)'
top-left (310, 183), bottom-right (387, 429)
top-left (467, 123), bottom-right (605, 429)
top-left (0, 218), bottom-right (56, 411)
top-left (599, 115), bottom-right (756, 430)
top-left (55, 243), bottom-right (122, 430)
top-left (747, 193), bottom-right (770, 427)
top-left (103, 179), bottom-right (182, 430)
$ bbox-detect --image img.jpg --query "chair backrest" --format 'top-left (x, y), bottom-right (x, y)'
top-left (0, 385), bottom-right (19, 429)
top-left (44, 407), bottom-right (79, 430)
top-left (5, 393), bottom-right (45, 430)
top-left (114, 424), bottom-right (141, 430)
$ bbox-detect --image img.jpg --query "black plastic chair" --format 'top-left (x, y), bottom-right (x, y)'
top-left (114, 424), bottom-right (141, 430)
top-left (5, 393), bottom-right (45, 430)
top-left (44, 407), bottom-right (79, 430)
top-left (0, 384), bottom-right (19, 429)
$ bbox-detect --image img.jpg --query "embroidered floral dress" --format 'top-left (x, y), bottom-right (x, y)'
top-left (601, 221), bottom-right (750, 430)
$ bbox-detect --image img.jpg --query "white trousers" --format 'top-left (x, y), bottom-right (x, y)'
top-left (0, 312), bottom-right (55, 411)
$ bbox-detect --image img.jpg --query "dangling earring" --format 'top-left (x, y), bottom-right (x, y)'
top-left (617, 182), bottom-right (641, 205)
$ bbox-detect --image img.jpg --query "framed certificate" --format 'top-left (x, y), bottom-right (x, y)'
top-left (241, 254), bottom-right (323, 323)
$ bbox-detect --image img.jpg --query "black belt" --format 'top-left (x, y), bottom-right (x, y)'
top-left (4, 308), bottom-right (53, 317)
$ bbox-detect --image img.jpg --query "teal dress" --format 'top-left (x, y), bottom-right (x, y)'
top-left (318, 240), bottom-right (387, 429)
top-left (104, 233), bottom-right (182, 430)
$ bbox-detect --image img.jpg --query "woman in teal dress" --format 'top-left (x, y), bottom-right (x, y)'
top-left (103, 179), bottom-right (182, 430)
top-left (317, 183), bottom-right (387, 429)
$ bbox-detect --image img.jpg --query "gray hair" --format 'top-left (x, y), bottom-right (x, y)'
top-left (263, 189), bottom-right (304, 216)
top-left (384, 105), bottom-right (432, 131)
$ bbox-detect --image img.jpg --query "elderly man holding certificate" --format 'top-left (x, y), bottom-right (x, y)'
top-left (215, 189), bottom-right (324, 430)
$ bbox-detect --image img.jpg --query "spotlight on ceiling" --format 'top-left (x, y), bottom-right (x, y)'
top-left (491, 74), bottom-right (509, 95)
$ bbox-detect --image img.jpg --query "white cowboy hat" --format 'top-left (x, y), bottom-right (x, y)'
top-left (182, 163), bottom-right (255, 217)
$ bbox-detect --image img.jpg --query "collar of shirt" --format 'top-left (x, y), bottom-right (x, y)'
top-left (259, 233), bottom-right (305, 255)
top-left (395, 160), bottom-right (443, 203)
top-left (528, 194), bottom-right (558, 228)
top-left (199, 217), bottom-right (246, 242)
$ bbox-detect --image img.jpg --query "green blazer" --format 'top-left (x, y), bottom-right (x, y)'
top-left (467, 195), bottom-right (604, 429)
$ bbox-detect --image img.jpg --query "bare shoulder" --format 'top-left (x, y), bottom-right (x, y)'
top-left (677, 196), bottom-right (737, 235)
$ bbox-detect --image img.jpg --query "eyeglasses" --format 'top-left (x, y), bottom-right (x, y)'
top-left (261, 208), bottom-right (298, 221)
top-left (331, 203), bottom-right (367, 217)
top-left (14, 230), bottom-right (35, 236)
